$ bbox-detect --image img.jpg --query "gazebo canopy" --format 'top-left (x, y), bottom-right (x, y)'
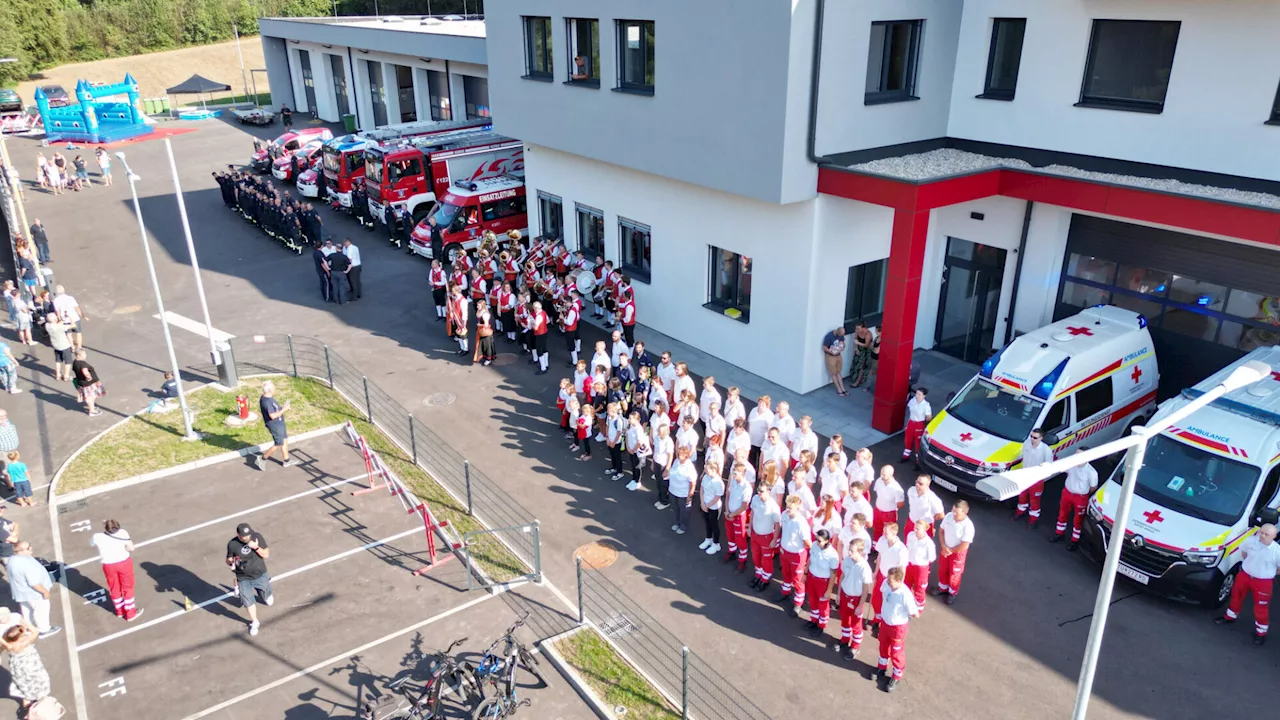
top-left (165, 74), bottom-right (231, 94)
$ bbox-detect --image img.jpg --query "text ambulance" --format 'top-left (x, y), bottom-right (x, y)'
top-left (919, 305), bottom-right (1159, 496)
top-left (1085, 346), bottom-right (1280, 607)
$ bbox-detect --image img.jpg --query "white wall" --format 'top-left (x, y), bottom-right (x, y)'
top-left (814, 0), bottom-right (962, 155)
top-left (310, 49), bottom-right (339, 122)
top-left (286, 47), bottom-right (308, 113)
top-left (948, 0), bottom-right (1280, 182)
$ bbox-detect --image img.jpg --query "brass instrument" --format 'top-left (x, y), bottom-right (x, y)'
top-left (477, 230), bottom-right (498, 259)
top-left (499, 250), bottom-right (512, 264)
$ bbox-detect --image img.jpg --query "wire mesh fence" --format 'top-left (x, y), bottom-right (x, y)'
top-left (576, 558), bottom-right (775, 720)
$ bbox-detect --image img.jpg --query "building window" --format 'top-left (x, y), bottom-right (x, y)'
top-left (708, 247), bottom-right (752, 322)
top-left (980, 18), bottom-right (1026, 101)
top-left (523, 16), bottom-right (553, 80)
top-left (538, 192), bottom-right (564, 240)
top-left (367, 60), bottom-right (388, 126)
top-left (576, 203), bottom-right (605, 257)
top-left (567, 18), bottom-right (601, 86)
top-left (865, 20), bottom-right (922, 104)
top-left (1269, 81), bottom-right (1280, 126)
top-left (1078, 20), bottom-right (1180, 114)
top-left (329, 54), bottom-right (350, 117)
top-left (845, 260), bottom-right (887, 330)
top-left (616, 20), bottom-right (655, 94)
top-left (426, 69), bottom-right (451, 121)
top-left (619, 218), bottom-right (651, 284)
top-left (463, 76), bottom-right (490, 119)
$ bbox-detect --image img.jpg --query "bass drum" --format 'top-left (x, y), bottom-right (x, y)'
top-left (574, 270), bottom-right (596, 296)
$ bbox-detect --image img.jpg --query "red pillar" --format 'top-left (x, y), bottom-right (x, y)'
top-left (872, 208), bottom-right (931, 434)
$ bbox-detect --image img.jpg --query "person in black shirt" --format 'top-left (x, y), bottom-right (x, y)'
top-left (426, 214), bottom-right (444, 263)
top-left (71, 349), bottom-right (103, 417)
top-left (253, 381), bottom-right (297, 470)
top-left (311, 241), bottom-right (331, 302)
top-left (28, 220), bottom-right (50, 264)
top-left (327, 249), bottom-right (349, 304)
top-left (280, 105), bottom-right (293, 130)
top-left (226, 522), bottom-right (272, 636)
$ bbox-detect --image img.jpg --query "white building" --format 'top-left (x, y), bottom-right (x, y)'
top-left (485, 0), bottom-right (1280, 433)
top-left (259, 15), bottom-right (491, 130)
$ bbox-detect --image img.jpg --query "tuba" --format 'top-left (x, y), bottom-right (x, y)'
top-left (478, 229), bottom-right (499, 259)
top-left (499, 249), bottom-right (512, 266)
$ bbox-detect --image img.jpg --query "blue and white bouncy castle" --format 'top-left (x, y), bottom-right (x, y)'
top-left (37, 74), bottom-right (154, 144)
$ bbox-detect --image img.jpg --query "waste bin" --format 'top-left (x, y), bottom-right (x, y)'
top-left (160, 96), bottom-right (171, 112)
top-left (143, 98), bottom-right (156, 115)
top-left (216, 340), bottom-right (239, 388)
top-left (342, 114), bottom-right (356, 133)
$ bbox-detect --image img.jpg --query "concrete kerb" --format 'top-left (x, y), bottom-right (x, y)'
top-left (539, 625), bottom-right (614, 720)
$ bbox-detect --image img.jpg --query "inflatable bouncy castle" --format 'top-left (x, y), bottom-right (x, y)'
top-left (37, 74), bottom-right (154, 144)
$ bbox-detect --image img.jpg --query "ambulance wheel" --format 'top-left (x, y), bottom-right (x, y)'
top-left (1203, 566), bottom-right (1237, 609)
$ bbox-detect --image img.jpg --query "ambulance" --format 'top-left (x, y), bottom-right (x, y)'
top-left (1083, 346), bottom-right (1280, 607)
top-left (919, 305), bottom-right (1159, 496)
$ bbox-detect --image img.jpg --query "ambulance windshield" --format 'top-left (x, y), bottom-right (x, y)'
top-left (947, 378), bottom-right (1044, 442)
top-left (1130, 434), bottom-right (1259, 527)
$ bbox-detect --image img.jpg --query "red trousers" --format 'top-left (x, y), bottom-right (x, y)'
top-left (871, 570), bottom-right (889, 619)
top-left (724, 512), bottom-right (749, 566)
top-left (937, 548), bottom-right (968, 595)
top-left (903, 420), bottom-right (927, 458)
top-left (838, 591), bottom-right (865, 648)
top-left (877, 621), bottom-right (908, 679)
top-left (751, 532), bottom-right (777, 582)
top-left (904, 563), bottom-right (931, 608)
top-left (103, 558), bottom-right (138, 620)
top-left (780, 548), bottom-right (808, 601)
top-left (872, 508), bottom-right (898, 544)
top-left (1017, 481), bottom-right (1045, 521)
top-left (1056, 490), bottom-right (1089, 542)
top-left (805, 573), bottom-right (833, 627)
top-left (1226, 570), bottom-right (1273, 636)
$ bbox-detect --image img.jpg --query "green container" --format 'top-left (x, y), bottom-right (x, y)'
top-left (342, 114), bottom-right (356, 133)
top-left (143, 98), bottom-right (156, 115)
top-left (160, 97), bottom-right (170, 111)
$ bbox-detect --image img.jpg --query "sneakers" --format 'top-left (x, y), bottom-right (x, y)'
top-left (253, 454), bottom-right (266, 471)
top-left (655, 501), bottom-right (670, 510)
top-left (842, 645), bottom-right (857, 661)
top-left (671, 524), bottom-right (681, 532)
top-left (7, 388), bottom-right (21, 394)
top-left (595, 433), bottom-right (605, 443)
top-left (249, 621), bottom-right (260, 636)
top-left (675, 527), bottom-right (686, 535)
top-left (264, 594), bottom-right (275, 607)
top-left (706, 543), bottom-right (720, 555)
top-left (127, 608), bottom-right (145, 622)
top-left (38, 626), bottom-right (62, 639)
top-left (885, 677), bottom-right (900, 693)
top-left (1048, 534), bottom-right (1064, 544)
top-left (1214, 616), bottom-right (1235, 625)
top-left (88, 409), bottom-right (103, 417)
top-left (626, 480), bottom-right (638, 491)
top-left (281, 459), bottom-right (299, 468)
top-left (698, 538), bottom-right (712, 550)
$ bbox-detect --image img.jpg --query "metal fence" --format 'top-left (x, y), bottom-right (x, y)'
top-left (227, 334), bottom-right (541, 581)
top-left (576, 558), bottom-right (775, 720)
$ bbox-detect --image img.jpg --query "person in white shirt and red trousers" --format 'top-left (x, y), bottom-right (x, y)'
top-left (876, 566), bottom-right (920, 693)
top-left (1050, 446), bottom-right (1098, 550)
top-left (1013, 428), bottom-right (1054, 529)
top-left (1215, 523), bottom-right (1280, 645)
top-left (932, 502), bottom-right (976, 605)
top-left (901, 389), bottom-right (931, 462)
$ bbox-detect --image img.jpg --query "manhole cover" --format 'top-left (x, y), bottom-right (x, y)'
top-left (491, 353), bottom-right (518, 366)
top-left (423, 392), bottom-right (456, 407)
top-left (112, 305), bottom-right (142, 314)
top-left (574, 540), bottom-right (619, 568)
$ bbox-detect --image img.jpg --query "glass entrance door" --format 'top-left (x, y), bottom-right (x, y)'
top-left (299, 52), bottom-right (317, 115)
top-left (934, 238), bottom-right (1007, 364)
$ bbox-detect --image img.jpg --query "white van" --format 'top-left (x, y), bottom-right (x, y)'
top-left (919, 305), bottom-right (1159, 495)
top-left (1084, 346), bottom-right (1280, 607)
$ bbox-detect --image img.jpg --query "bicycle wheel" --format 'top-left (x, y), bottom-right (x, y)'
top-left (518, 648), bottom-right (546, 686)
top-left (471, 697), bottom-right (505, 720)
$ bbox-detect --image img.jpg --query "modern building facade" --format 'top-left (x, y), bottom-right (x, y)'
top-left (258, 15), bottom-right (491, 131)
top-left (485, 0), bottom-right (1280, 433)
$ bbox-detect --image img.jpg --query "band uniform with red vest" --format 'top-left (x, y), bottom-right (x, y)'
top-left (530, 301), bottom-right (551, 375)
top-left (446, 286), bottom-right (469, 356)
top-left (429, 261), bottom-right (448, 322)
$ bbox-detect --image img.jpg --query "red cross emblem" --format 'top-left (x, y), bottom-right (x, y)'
top-left (959, 432), bottom-right (973, 442)
top-left (1066, 326), bottom-right (1093, 337)
top-left (1131, 366), bottom-right (1143, 384)
top-left (1142, 509), bottom-right (1164, 524)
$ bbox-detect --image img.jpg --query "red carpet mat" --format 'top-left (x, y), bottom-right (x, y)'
top-left (66, 126), bottom-right (198, 150)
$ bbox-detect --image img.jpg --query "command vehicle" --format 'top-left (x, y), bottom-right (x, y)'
top-left (1084, 346), bottom-right (1280, 607)
top-left (310, 118), bottom-right (490, 207)
top-left (408, 176), bottom-right (528, 261)
top-left (365, 130), bottom-right (523, 225)
top-left (919, 305), bottom-right (1159, 496)
top-left (249, 127), bottom-right (332, 173)
top-left (271, 140), bottom-right (324, 183)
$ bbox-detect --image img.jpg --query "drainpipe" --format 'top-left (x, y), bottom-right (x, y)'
top-left (806, 0), bottom-right (833, 166)
top-left (445, 60), bottom-right (455, 119)
top-left (1003, 200), bottom-right (1034, 346)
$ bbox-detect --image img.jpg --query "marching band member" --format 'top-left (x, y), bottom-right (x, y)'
top-left (499, 282), bottom-right (517, 342)
top-left (907, 474), bottom-right (946, 538)
top-left (699, 377), bottom-right (722, 433)
top-left (486, 278), bottom-right (502, 334)
top-left (618, 285), bottom-right (637, 346)
top-left (872, 522), bottom-right (907, 622)
top-left (502, 251), bottom-right (520, 285)
top-left (473, 300), bottom-right (496, 366)
top-left (561, 296), bottom-right (582, 366)
top-left (590, 254), bottom-right (608, 318)
top-left (723, 463), bottom-right (753, 570)
top-left (802, 529), bottom-right (841, 638)
top-left (901, 388), bottom-right (932, 463)
top-left (903, 519), bottom-right (937, 609)
top-left (468, 269), bottom-right (487, 306)
top-left (932, 502), bottom-right (975, 605)
top-left (531, 301), bottom-right (551, 375)
top-left (450, 262), bottom-right (469, 295)
top-left (446, 285), bottom-right (469, 356)
top-left (1050, 447), bottom-right (1098, 550)
top-left (605, 264), bottom-right (624, 325)
top-left (626, 411), bottom-right (653, 492)
top-left (749, 480), bottom-right (783, 592)
top-left (480, 250), bottom-right (499, 285)
top-left (515, 294), bottom-right (532, 355)
top-left (747, 395), bottom-right (773, 469)
top-left (791, 416), bottom-right (819, 470)
top-left (877, 567), bottom-right (920, 693)
top-left (872, 466), bottom-right (904, 544)
top-left (837, 537), bottom-right (874, 661)
top-left (779, 495), bottom-right (812, 610)
top-left (428, 259), bottom-right (448, 322)
top-left (1013, 427), bottom-right (1054, 529)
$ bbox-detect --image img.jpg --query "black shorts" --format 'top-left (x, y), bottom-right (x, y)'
top-left (534, 333), bottom-right (548, 354)
top-left (432, 288), bottom-right (447, 307)
top-left (267, 421), bottom-right (287, 447)
top-left (564, 327), bottom-right (579, 347)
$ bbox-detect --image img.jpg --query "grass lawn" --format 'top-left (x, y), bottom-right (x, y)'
top-left (554, 628), bottom-right (679, 720)
top-left (185, 92), bottom-right (271, 107)
top-left (57, 375), bottom-right (530, 582)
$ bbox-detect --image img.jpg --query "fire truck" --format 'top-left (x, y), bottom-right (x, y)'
top-left (408, 175), bottom-right (528, 262)
top-left (306, 118), bottom-right (490, 207)
top-left (364, 130), bottom-right (524, 225)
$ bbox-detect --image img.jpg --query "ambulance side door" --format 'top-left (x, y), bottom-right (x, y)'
top-left (1042, 396), bottom-right (1071, 455)
top-left (1071, 380), bottom-right (1113, 440)
top-left (1251, 465), bottom-right (1280, 526)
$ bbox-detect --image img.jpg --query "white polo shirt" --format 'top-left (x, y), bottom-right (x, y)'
top-left (701, 474), bottom-right (726, 510)
top-left (656, 362), bottom-right (678, 394)
top-left (906, 397), bottom-right (932, 423)
top-left (750, 495), bottom-right (782, 535)
top-left (843, 495), bottom-right (874, 526)
top-left (726, 428), bottom-right (752, 458)
top-left (1064, 463), bottom-right (1100, 496)
top-left (747, 407), bottom-right (774, 447)
top-left (779, 513), bottom-right (812, 553)
top-left (343, 244), bottom-right (361, 266)
top-left (839, 557), bottom-right (875, 596)
top-left (761, 439), bottom-right (789, 471)
top-left (723, 398), bottom-right (746, 428)
top-left (667, 459), bottom-right (697, 499)
top-left (905, 532), bottom-right (937, 566)
top-left (771, 414), bottom-right (797, 447)
top-left (726, 480), bottom-right (753, 514)
top-left (1240, 536), bottom-right (1280, 580)
top-left (673, 374), bottom-right (696, 403)
top-left (874, 537), bottom-right (908, 572)
top-left (790, 429), bottom-right (819, 461)
top-left (807, 544), bottom-right (840, 579)
top-left (812, 510), bottom-right (842, 540)
top-left (907, 487), bottom-right (944, 524)
top-left (819, 467), bottom-right (849, 500)
top-left (1021, 439), bottom-right (1054, 468)
top-left (879, 581), bottom-right (920, 626)
top-left (874, 477), bottom-right (905, 512)
top-left (91, 530), bottom-right (132, 564)
top-left (787, 481), bottom-right (817, 517)
top-left (839, 524), bottom-right (872, 554)
top-left (847, 460), bottom-right (875, 488)
top-left (940, 513), bottom-right (976, 550)
top-left (699, 388), bottom-right (722, 425)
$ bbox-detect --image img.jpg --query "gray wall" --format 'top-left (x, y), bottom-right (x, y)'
top-left (261, 35), bottom-right (294, 112)
top-left (258, 19), bottom-right (487, 66)
top-left (484, 0), bottom-right (803, 205)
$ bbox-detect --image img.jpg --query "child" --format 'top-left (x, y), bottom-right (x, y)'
top-left (566, 397), bottom-right (582, 446)
top-left (591, 381), bottom-right (608, 439)
top-left (607, 377), bottom-right (628, 416)
top-left (626, 411), bottom-right (652, 492)
top-left (557, 379), bottom-right (574, 435)
top-left (698, 459), bottom-right (725, 556)
top-left (576, 405), bottom-right (595, 461)
top-left (877, 566), bottom-right (921, 692)
top-left (6, 451), bottom-right (32, 506)
top-left (161, 371), bottom-right (179, 403)
top-left (605, 402), bottom-right (626, 481)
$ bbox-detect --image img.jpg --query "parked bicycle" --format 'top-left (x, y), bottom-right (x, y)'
top-left (472, 613), bottom-right (546, 697)
top-left (471, 649), bottom-right (531, 720)
top-left (361, 637), bottom-right (482, 720)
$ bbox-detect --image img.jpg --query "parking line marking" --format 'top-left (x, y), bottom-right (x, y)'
top-left (177, 591), bottom-right (498, 720)
top-left (76, 526), bottom-right (423, 651)
top-left (152, 311), bottom-right (235, 343)
top-left (49, 494), bottom-right (90, 720)
top-left (64, 474), bottom-right (369, 570)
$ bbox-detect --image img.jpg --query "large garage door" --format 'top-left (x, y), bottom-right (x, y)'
top-left (1056, 215), bottom-right (1280, 397)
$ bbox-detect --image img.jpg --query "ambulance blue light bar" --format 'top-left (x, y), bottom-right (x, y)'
top-left (1032, 358), bottom-right (1069, 400)
top-left (980, 346), bottom-right (1008, 379)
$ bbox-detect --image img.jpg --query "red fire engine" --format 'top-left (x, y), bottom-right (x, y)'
top-left (409, 175), bottom-right (528, 262)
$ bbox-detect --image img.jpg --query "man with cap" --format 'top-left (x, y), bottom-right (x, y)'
top-left (226, 522), bottom-right (272, 636)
